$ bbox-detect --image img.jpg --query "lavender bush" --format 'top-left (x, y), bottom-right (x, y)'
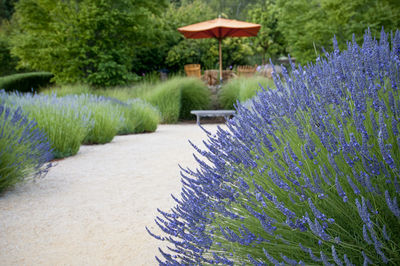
top-left (1, 92), bottom-right (93, 158)
top-left (0, 105), bottom-right (52, 193)
top-left (150, 29), bottom-right (400, 265)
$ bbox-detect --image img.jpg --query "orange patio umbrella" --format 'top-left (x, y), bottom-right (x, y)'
top-left (178, 17), bottom-right (261, 82)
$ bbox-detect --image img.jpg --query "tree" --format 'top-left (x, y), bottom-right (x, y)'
top-left (277, 0), bottom-right (400, 64)
top-left (0, 0), bottom-right (18, 22)
top-left (10, 0), bottom-right (167, 86)
top-left (163, 0), bottom-right (216, 71)
top-left (0, 19), bottom-right (20, 76)
top-left (248, 0), bottom-right (286, 64)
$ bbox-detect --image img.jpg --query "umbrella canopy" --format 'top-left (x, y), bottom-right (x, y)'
top-left (178, 18), bottom-right (261, 82)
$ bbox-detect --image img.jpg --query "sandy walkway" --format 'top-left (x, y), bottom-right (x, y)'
top-left (0, 124), bottom-right (220, 265)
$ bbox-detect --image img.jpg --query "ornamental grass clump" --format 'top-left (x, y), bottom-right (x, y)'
top-left (1, 92), bottom-right (92, 159)
top-left (80, 95), bottom-right (124, 144)
top-left (218, 76), bottom-right (275, 109)
top-left (149, 29), bottom-right (400, 265)
top-left (145, 77), bottom-right (210, 123)
top-left (145, 78), bottom-right (182, 123)
top-left (119, 99), bottom-right (160, 134)
top-left (178, 77), bottom-right (211, 120)
top-left (0, 105), bottom-right (52, 193)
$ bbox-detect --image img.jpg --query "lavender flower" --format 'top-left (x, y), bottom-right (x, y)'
top-left (0, 104), bottom-right (53, 192)
top-left (331, 245), bottom-right (343, 266)
top-left (385, 190), bottom-right (400, 218)
top-left (149, 30), bottom-right (400, 265)
top-left (336, 175), bottom-right (348, 202)
top-left (262, 249), bottom-right (284, 265)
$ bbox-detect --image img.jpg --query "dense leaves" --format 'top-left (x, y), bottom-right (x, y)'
top-left (0, 72), bottom-right (53, 92)
top-left (277, 0), bottom-right (400, 64)
top-left (10, 0), bottom-right (167, 86)
top-left (247, 0), bottom-right (286, 64)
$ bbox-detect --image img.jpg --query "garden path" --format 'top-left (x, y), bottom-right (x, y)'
top-left (0, 124), bottom-right (222, 266)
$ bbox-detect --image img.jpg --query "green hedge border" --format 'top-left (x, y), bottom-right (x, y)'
top-left (0, 72), bottom-right (54, 93)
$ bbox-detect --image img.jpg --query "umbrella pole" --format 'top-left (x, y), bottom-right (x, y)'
top-left (219, 38), bottom-right (222, 84)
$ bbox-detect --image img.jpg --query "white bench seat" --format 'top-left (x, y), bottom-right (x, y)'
top-left (190, 110), bottom-right (235, 124)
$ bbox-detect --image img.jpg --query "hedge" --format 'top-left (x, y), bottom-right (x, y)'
top-left (0, 72), bottom-right (54, 93)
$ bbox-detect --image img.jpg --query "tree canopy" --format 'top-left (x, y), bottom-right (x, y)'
top-left (1, 0), bottom-right (399, 83)
top-left (277, 0), bottom-right (400, 64)
top-left (10, 0), bottom-right (167, 86)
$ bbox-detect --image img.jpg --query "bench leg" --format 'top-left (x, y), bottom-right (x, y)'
top-left (197, 115), bottom-right (200, 124)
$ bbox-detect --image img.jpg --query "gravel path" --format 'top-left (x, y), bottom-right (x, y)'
top-left (0, 124), bottom-right (220, 265)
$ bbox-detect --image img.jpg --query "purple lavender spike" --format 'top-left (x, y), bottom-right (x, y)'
top-left (262, 249), bottom-right (283, 265)
top-left (382, 225), bottom-right (390, 241)
top-left (356, 197), bottom-right (373, 229)
top-left (370, 111), bottom-right (379, 135)
top-left (335, 175), bottom-right (348, 202)
top-left (308, 198), bottom-right (326, 220)
top-left (343, 254), bottom-right (354, 266)
top-left (392, 115), bottom-right (399, 136)
top-left (379, 109), bottom-right (389, 140)
top-left (368, 227), bottom-right (388, 263)
top-left (280, 254), bottom-right (298, 266)
top-left (385, 190), bottom-right (400, 218)
top-left (331, 245), bottom-right (343, 266)
top-left (347, 175), bottom-right (360, 195)
top-left (362, 251), bottom-right (372, 266)
top-left (363, 224), bottom-right (372, 244)
top-left (320, 251), bottom-right (333, 266)
top-left (320, 165), bottom-right (332, 185)
top-left (394, 176), bottom-right (400, 193)
top-left (299, 243), bottom-right (321, 262)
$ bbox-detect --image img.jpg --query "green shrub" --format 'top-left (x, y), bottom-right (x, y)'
top-left (41, 76), bottom-right (211, 124)
top-left (218, 76), bottom-right (275, 109)
top-left (0, 104), bottom-right (53, 193)
top-left (2, 92), bottom-right (92, 159)
top-left (0, 72), bottom-right (54, 93)
top-left (145, 78), bottom-right (182, 123)
top-left (179, 77), bottom-right (211, 120)
top-left (145, 77), bottom-right (211, 123)
top-left (0, 35), bottom-right (18, 76)
top-left (40, 83), bottom-right (92, 96)
top-left (119, 99), bottom-right (160, 134)
top-left (81, 96), bottom-right (124, 145)
top-left (93, 82), bottom-right (157, 101)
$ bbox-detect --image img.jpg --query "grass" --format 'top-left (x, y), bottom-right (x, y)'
top-left (80, 96), bottom-right (124, 145)
top-left (120, 99), bottom-right (161, 134)
top-left (218, 76), bottom-right (275, 109)
top-left (178, 78), bottom-right (211, 120)
top-left (41, 76), bottom-right (211, 123)
top-left (0, 72), bottom-right (54, 93)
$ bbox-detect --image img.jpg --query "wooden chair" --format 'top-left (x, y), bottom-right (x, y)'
top-left (237, 65), bottom-right (256, 77)
top-left (184, 64), bottom-right (201, 78)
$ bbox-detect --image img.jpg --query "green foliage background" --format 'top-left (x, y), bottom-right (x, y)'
top-left (1, 0), bottom-right (399, 83)
top-left (277, 0), bottom-right (400, 64)
top-left (10, 0), bottom-right (167, 86)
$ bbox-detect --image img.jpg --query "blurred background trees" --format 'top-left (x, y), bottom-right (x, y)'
top-left (0, 0), bottom-right (399, 85)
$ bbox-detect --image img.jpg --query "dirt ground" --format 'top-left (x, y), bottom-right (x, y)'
top-left (0, 124), bottom-right (222, 265)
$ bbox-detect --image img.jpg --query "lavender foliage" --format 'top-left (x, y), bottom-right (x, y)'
top-left (0, 104), bottom-right (53, 192)
top-left (150, 29), bottom-right (400, 264)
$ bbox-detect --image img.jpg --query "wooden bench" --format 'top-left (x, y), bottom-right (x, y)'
top-left (190, 110), bottom-right (235, 124)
